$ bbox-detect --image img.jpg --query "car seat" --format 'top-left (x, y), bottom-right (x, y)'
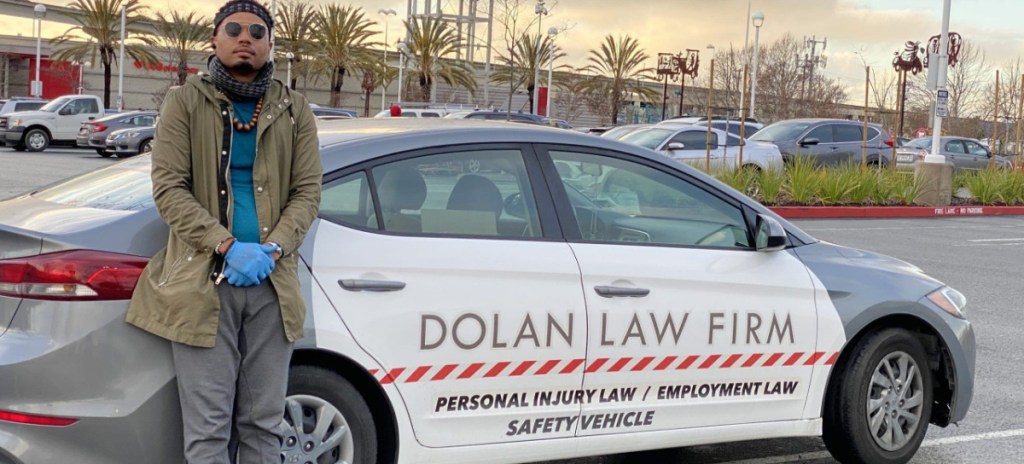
top-left (435, 174), bottom-right (503, 235)
top-left (369, 166), bottom-right (427, 233)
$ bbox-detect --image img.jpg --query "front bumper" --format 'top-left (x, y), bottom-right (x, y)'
top-left (0, 128), bottom-right (25, 147)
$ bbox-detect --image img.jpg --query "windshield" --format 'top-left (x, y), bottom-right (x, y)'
top-left (33, 156), bottom-right (154, 211)
top-left (601, 125), bottom-right (641, 140)
top-left (905, 138), bottom-right (932, 149)
top-left (39, 97), bottom-right (72, 113)
top-left (620, 128), bottom-right (672, 149)
top-left (749, 122), bottom-right (810, 142)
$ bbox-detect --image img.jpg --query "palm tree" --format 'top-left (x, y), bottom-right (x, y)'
top-left (403, 17), bottom-right (477, 102)
top-left (153, 10), bottom-right (210, 86)
top-left (316, 5), bottom-right (377, 108)
top-left (275, 0), bottom-right (318, 90)
top-left (580, 35), bottom-right (659, 124)
top-left (491, 33), bottom-right (567, 113)
top-left (50, 0), bottom-right (159, 108)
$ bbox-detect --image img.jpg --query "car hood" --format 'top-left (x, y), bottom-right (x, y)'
top-left (793, 241), bottom-right (943, 304)
top-left (1, 110), bottom-right (54, 120)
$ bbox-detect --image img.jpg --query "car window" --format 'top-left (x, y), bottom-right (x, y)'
top-left (725, 133), bottom-right (742, 147)
top-left (32, 156), bottom-right (153, 211)
top-left (14, 102), bottom-right (44, 112)
top-left (549, 150), bottom-right (750, 248)
top-left (867, 127), bottom-right (880, 140)
top-left (905, 138), bottom-right (931, 149)
top-left (805, 125), bottom-right (834, 143)
top-left (133, 115), bottom-right (156, 126)
top-left (963, 140), bottom-right (988, 156)
top-left (421, 112), bottom-right (441, 118)
top-left (320, 172), bottom-right (376, 229)
top-left (620, 128), bottom-right (673, 149)
top-left (945, 141), bottom-right (966, 154)
top-left (749, 121), bottom-right (809, 142)
top-left (834, 125), bottom-right (862, 143)
top-left (670, 130), bottom-right (715, 150)
top-left (369, 149), bottom-right (542, 238)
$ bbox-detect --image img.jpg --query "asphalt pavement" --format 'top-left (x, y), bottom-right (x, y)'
top-left (2, 147), bottom-right (1022, 463)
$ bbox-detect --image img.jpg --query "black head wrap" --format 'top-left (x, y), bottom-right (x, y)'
top-left (214, 0), bottom-right (274, 33)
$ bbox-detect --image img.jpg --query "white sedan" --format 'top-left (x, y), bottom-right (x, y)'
top-left (620, 125), bottom-right (783, 171)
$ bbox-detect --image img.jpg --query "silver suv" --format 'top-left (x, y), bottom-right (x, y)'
top-left (750, 118), bottom-right (894, 167)
top-left (0, 98), bottom-right (47, 115)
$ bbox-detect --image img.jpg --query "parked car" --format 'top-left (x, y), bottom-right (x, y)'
top-left (446, 110), bottom-right (548, 125)
top-left (0, 98), bottom-right (47, 115)
top-left (105, 125), bottom-right (156, 158)
top-left (619, 125), bottom-right (783, 171)
top-left (373, 108), bottom-right (447, 118)
top-left (311, 106), bottom-right (357, 119)
top-left (749, 119), bottom-right (893, 167)
top-left (77, 110), bottom-right (157, 156)
top-left (0, 94), bottom-right (105, 152)
top-left (693, 120), bottom-right (764, 137)
top-left (599, 124), bottom-right (645, 140)
top-left (0, 119), bottom-right (973, 464)
top-left (894, 136), bottom-right (1013, 172)
top-left (546, 118), bottom-right (574, 129)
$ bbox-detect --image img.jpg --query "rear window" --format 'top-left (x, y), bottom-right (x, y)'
top-left (905, 138), bottom-right (931, 149)
top-left (750, 122), bottom-right (810, 142)
top-left (33, 156), bottom-right (154, 211)
top-left (14, 102), bottom-right (44, 112)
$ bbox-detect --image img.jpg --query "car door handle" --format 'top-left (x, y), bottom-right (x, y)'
top-left (594, 285), bottom-right (650, 298)
top-left (338, 279), bottom-right (406, 292)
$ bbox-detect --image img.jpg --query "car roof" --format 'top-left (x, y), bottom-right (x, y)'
top-left (315, 119), bottom-right (666, 173)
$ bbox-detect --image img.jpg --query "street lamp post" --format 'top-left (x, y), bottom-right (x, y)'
top-left (78, 61), bottom-right (90, 94)
top-left (285, 52), bottom-right (294, 90)
top-left (378, 8), bottom-right (396, 111)
top-left (546, 26), bottom-right (557, 118)
top-left (33, 4), bottom-right (45, 98)
top-left (750, 11), bottom-right (764, 120)
top-left (397, 41), bottom-right (409, 103)
top-left (532, 0), bottom-right (548, 115)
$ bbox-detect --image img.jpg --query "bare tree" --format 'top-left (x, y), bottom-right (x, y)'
top-left (752, 33), bottom-right (846, 122)
top-left (551, 69), bottom-right (588, 122)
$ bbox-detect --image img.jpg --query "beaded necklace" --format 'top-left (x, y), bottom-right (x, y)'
top-left (233, 96), bottom-right (263, 132)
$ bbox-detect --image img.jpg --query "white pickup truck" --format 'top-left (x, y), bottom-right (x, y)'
top-left (0, 94), bottom-right (104, 152)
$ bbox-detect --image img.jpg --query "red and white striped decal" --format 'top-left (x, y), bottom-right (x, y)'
top-left (368, 351), bottom-right (839, 384)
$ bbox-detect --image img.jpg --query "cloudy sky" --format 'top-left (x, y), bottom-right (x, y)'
top-left (7, 0), bottom-right (1022, 100)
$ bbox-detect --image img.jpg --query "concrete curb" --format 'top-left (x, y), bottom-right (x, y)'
top-left (770, 205), bottom-right (1024, 219)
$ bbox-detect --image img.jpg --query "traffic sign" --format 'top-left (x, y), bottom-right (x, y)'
top-left (935, 89), bottom-right (949, 118)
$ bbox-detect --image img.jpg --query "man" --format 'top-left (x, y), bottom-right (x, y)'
top-left (126, 0), bottom-right (322, 462)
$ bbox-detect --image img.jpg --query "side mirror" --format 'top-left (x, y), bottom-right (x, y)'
top-left (58, 107), bottom-right (72, 116)
top-left (88, 116), bottom-right (96, 121)
top-left (799, 137), bottom-right (820, 147)
top-left (503, 193), bottom-right (527, 219)
top-left (667, 142), bottom-right (686, 151)
top-left (755, 214), bottom-right (787, 252)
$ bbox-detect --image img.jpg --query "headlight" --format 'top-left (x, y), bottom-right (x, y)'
top-left (11, 118), bottom-right (21, 127)
top-left (927, 286), bottom-right (967, 318)
top-left (126, 131), bottom-right (141, 139)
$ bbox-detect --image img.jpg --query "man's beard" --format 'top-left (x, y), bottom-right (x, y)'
top-left (229, 61), bottom-right (258, 77)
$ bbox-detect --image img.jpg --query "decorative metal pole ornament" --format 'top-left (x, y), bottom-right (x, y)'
top-left (657, 53), bottom-right (680, 120)
top-left (924, 32), bottom-right (962, 68)
top-left (892, 41), bottom-right (925, 139)
top-left (675, 49), bottom-right (700, 117)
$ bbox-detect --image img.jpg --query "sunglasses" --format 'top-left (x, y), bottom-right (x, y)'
top-left (223, 22), bottom-right (267, 40)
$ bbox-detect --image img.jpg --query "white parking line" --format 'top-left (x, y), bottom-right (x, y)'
top-left (716, 428), bottom-right (1024, 464)
top-left (967, 238), bottom-right (1024, 242)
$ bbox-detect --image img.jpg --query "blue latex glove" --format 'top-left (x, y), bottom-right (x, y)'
top-left (223, 266), bottom-right (258, 287)
top-left (224, 242), bottom-right (277, 284)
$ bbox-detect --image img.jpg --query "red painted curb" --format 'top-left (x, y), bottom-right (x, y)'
top-left (770, 205), bottom-right (1024, 219)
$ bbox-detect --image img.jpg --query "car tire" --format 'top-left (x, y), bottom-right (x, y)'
top-left (96, 148), bottom-right (113, 158)
top-left (23, 128), bottom-right (49, 152)
top-left (12, 144), bottom-right (26, 152)
top-left (823, 328), bottom-right (932, 464)
top-left (139, 139), bottom-right (153, 154)
top-left (283, 365), bottom-right (377, 464)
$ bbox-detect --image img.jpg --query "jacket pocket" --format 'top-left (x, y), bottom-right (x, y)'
top-left (158, 246), bottom-right (196, 287)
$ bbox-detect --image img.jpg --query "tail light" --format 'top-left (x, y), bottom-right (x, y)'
top-left (87, 122), bottom-right (108, 133)
top-left (884, 138), bottom-right (895, 147)
top-left (917, 149), bottom-right (927, 161)
top-left (0, 250), bottom-right (148, 301)
top-left (0, 410), bottom-right (78, 427)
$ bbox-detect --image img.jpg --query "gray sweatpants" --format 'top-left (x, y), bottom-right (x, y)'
top-left (171, 280), bottom-right (293, 464)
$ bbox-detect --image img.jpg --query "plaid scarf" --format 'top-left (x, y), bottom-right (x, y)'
top-left (207, 55), bottom-right (274, 101)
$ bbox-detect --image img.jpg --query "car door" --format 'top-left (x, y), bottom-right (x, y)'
top-left (797, 124), bottom-right (836, 166)
top-left (56, 98), bottom-right (98, 139)
top-left (539, 146), bottom-right (822, 435)
top-left (832, 124), bottom-right (863, 165)
top-left (962, 140), bottom-right (992, 170)
top-left (662, 128), bottom-right (722, 169)
top-left (942, 140), bottom-right (968, 170)
top-left (310, 145), bottom-right (587, 447)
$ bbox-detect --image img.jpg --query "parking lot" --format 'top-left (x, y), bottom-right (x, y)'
top-left (2, 147), bottom-right (1022, 463)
